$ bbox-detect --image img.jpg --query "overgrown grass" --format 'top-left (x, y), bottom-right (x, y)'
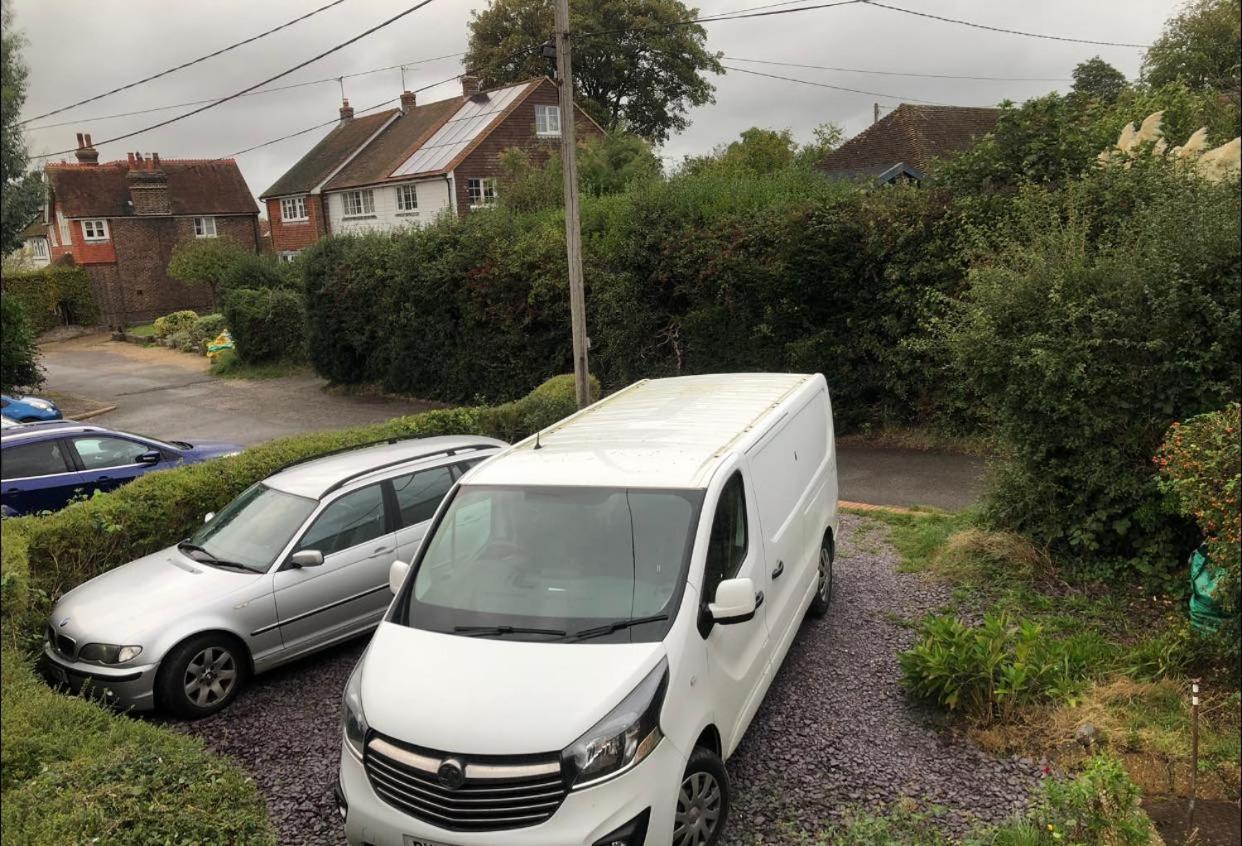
top-left (209, 348), bottom-right (306, 379)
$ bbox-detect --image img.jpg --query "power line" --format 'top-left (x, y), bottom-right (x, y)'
top-left (724, 56), bottom-right (1071, 83)
top-left (25, 53), bottom-right (466, 132)
top-left (37, 0), bottom-right (443, 159)
top-left (721, 63), bottom-right (956, 105)
top-left (21, 0), bottom-right (351, 125)
top-left (859, 0), bottom-right (1152, 49)
top-left (579, 0), bottom-right (863, 39)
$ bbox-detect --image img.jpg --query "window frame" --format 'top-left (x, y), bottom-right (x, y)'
top-left (67, 435), bottom-right (153, 472)
top-left (395, 184), bottom-right (419, 214)
top-left (701, 471), bottom-right (750, 605)
top-left (193, 216), bottom-right (218, 238)
top-left (0, 438), bottom-right (74, 480)
top-left (30, 238), bottom-right (49, 258)
top-left (280, 196), bottom-right (309, 222)
top-left (389, 464), bottom-right (456, 530)
top-left (291, 481), bottom-right (392, 560)
top-left (466, 178), bottom-right (498, 209)
top-left (342, 189), bottom-right (376, 218)
top-left (535, 104), bottom-right (561, 137)
top-left (81, 219), bottom-right (110, 242)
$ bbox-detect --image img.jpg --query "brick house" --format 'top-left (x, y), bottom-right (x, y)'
top-left (44, 133), bottom-right (261, 327)
top-left (261, 76), bottom-right (602, 258)
top-left (8, 213), bottom-right (50, 268)
top-left (817, 104), bottom-right (1001, 184)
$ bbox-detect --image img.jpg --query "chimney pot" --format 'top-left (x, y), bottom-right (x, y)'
top-left (461, 75), bottom-right (481, 97)
top-left (76, 132), bottom-right (85, 148)
top-left (84, 133), bottom-right (92, 147)
top-left (400, 90), bottom-right (417, 110)
top-left (73, 131), bottom-right (100, 165)
top-left (339, 99), bottom-right (354, 122)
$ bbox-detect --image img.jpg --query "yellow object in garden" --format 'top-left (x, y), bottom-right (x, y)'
top-left (206, 329), bottom-right (235, 360)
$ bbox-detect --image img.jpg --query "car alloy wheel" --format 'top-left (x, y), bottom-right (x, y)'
top-left (674, 769), bottom-right (723, 846)
top-left (183, 646), bottom-right (237, 708)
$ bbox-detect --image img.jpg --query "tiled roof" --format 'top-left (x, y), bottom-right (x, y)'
top-left (260, 110), bottom-right (399, 198)
top-left (325, 96), bottom-right (463, 189)
top-left (817, 104), bottom-right (1001, 177)
top-left (19, 212), bottom-right (47, 239)
top-left (46, 159), bottom-right (258, 218)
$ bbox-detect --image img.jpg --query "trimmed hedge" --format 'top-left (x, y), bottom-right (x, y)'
top-left (0, 265), bottom-right (99, 332)
top-left (222, 286), bottom-right (305, 364)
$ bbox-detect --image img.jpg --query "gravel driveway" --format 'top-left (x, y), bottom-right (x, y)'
top-left (173, 514), bottom-right (1039, 845)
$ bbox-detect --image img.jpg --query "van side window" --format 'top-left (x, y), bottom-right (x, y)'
top-left (703, 472), bottom-right (748, 601)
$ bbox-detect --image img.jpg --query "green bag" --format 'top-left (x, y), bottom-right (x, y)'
top-left (1189, 545), bottom-right (1227, 633)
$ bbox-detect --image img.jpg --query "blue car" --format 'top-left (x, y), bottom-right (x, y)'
top-left (1, 394), bottom-right (62, 423)
top-left (1, 422), bottom-right (242, 516)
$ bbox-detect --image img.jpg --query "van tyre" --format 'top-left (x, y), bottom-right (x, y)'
top-left (157, 633), bottom-right (246, 718)
top-left (674, 746), bottom-right (730, 846)
top-left (808, 533), bottom-right (834, 618)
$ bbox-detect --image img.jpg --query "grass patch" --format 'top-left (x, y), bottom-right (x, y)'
top-left (209, 348), bottom-right (307, 379)
top-left (124, 322), bottom-right (156, 338)
top-left (859, 507), bottom-right (972, 573)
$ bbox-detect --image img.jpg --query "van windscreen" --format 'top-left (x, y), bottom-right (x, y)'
top-left (397, 485), bottom-right (703, 642)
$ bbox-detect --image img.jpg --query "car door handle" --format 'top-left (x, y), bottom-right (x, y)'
top-left (754, 591), bottom-right (765, 610)
top-left (771, 561), bottom-right (784, 579)
top-left (368, 546), bottom-right (394, 558)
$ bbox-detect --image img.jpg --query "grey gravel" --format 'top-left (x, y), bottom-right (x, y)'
top-left (169, 513), bottom-right (1039, 846)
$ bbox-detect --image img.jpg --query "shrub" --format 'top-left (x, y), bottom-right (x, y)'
top-left (221, 287), bottom-right (304, 364)
top-left (1017, 755), bottom-right (1153, 846)
top-left (191, 312), bottom-right (227, 345)
top-left (0, 265), bottom-right (99, 332)
top-left (166, 238), bottom-right (252, 305)
top-left (219, 251), bottom-right (291, 294)
top-left (151, 309), bottom-right (198, 340)
top-left (1, 294), bottom-right (42, 392)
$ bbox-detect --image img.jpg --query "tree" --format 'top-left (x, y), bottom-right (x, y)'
top-left (680, 123), bottom-right (842, 176)
top-left (794, 122), bottom-right (845, 168)
top-left (1072, 57), bottom-right (1129, 103)
top-left (1142, 0), bottom-right (1241, 93)
top-left (1, 0), bottom-right (42, 257)
top-left (497, 133), bottom-right (660, 211)
top-left (465, 0), bottom-right (723, 143)
top-left (167, 238), bottom-right (251, 307)
top-left (1, 294), bottom-right (42, 392)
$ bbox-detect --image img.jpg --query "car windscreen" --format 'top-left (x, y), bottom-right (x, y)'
top-left (187, 482), bottom-right (316, 571)
top-left (397, 485), bottom-right (704, 642)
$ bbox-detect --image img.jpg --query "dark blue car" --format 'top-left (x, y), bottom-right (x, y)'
top-left (1, 422), bottom-right (242, 516)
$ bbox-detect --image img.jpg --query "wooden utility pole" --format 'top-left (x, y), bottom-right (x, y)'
top-left (553, 0), bottom-right (590, 409)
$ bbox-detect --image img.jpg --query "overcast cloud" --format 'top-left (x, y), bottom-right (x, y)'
top-left (13, 0), bottom-right (1177, 209)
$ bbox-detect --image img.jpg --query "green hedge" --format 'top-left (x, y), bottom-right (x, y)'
top-left (0, 265), bottom-right (99, 332)
top-left (222, 286), bottom-right (305, 364)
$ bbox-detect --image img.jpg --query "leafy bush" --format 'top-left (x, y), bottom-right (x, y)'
top-left (1, 294), bottom-right (42, 392)
top-left (219, 251), bottom-right (292, 294)
top-left (191, 312), bottom-right (227, 345)
top-left (166, 238), bottom-right (252, 305)
top-left (0, 265), bottom-right (99, 332)
top-left (221, 287), bottom-right (304, 364)
top-left (151, 309), bottom-right (198, 340)
top-left (1017, 755), bottom-right (1154, 846)
top-left (900, 613), bottom-right (1085, 723)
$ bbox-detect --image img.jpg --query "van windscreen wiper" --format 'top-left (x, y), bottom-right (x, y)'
top-left (453, 624), bottom-right (567, 638)
top-left (568, 614), bottom-right (669, 642)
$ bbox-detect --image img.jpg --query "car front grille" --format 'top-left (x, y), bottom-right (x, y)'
top-left (47, 624), bottom-right (76, 659)
top-left (364, 734), bottom-right (567, 832)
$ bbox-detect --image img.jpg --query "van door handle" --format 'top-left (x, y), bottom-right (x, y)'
top-left (771, 561), bottom-right (784, 579)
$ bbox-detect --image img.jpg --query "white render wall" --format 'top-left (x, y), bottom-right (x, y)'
top-left (325, 178), bottom-right (452, 235)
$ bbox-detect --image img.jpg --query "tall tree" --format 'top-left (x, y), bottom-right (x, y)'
top-left (465, 0), bottom-right (723, 143)
top-left (1, 0), bottom-right (42, 256)
top-left (1142, 0), bottom-right (1241, 93)
top-left (1071, 57), bottom-right (1129, 103)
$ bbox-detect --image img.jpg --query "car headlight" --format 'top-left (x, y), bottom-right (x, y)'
top-left (563, 657), bottom-right (667, 789)
top-left (78, 643), bottom-right (143, 664)
top-left (341, 660), bottom-right (369, 759)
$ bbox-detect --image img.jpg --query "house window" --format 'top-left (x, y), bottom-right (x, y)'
top-left (466, 178), bottom-right (497, 209)
top-left (342, 190), bottom-right (375, 218)
top-left (280, 196), bottom-right (308, 222)
top-left (535, 104), bottom-right (561, 137)
top-left (396, 184), bottom-right (418, 213)
top-left (82, 219), bottom-right (109, 242)
top-left (279, 251), bottom-right (300, 263)
top-left (194, 216), bottom-right (217, 238)
top-left (30, 239), bottom-right (48, 258)
top-left (57, 211), bottom-right (70, 244)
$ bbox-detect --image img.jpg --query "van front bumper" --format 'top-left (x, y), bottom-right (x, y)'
top-left (340, 736), bottom-right (685, 846)
top-left (40, 642), bottom-right (158, 712)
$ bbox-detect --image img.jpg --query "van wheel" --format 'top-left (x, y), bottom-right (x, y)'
top-left (157, 634), bottom-right (247, 718)
top-left (674, 746), bottom-right (730, 846)
top-left (808, 534), bottom-right (833, 618)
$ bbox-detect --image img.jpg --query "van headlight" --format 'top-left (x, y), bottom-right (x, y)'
top-left (341, 661), bottom-right (369, 759)
top-left (78, 643), bottom-right (143, 664)
top-left (563, 657), bottom-right (667, 789)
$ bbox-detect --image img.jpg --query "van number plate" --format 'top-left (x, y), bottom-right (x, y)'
top-left (404, 838), bottom-right (456, 846)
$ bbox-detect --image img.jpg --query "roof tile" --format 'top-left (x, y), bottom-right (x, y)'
top-left (817, 104), bottom-right (1001, 177)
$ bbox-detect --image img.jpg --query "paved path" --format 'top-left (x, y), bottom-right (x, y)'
top-left (837, 445), bottom-right (985, 511)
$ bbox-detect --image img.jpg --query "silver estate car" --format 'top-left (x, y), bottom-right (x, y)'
top-left (41, 436), bottom-right (506, 717)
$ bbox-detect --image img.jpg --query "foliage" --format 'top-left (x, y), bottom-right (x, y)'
top-left (1071, 57), bottom-right (1129, 103)
top-left (464, 0), bottom-right (722, 143)
top-left (151, 308), bottom-right (198, 340)
top-left (0, 265), bottom-right (99, 332)
top-left (1020, 755), bottom-right (1153, 846)
top-left (219, 250), bottom-right (294, 293)
top-left (0, 0), bottom-right (41, 257)
top-left (496, 132), bottom-right (661, 213)
top-left (191, 312), bottom-right (227, 345)
top-left (679, 123), bottom-right (843, 176)
top-left (1142, 0), bottom-right (1241, 93)
top-left (221, 287), bottom-right (304, 364)
top-left (166, 237), bottom-right (251, 305)
top-left (0, 293), bottom-right (41, 392)
top-left (948, 163), bottom-right (1241, 590)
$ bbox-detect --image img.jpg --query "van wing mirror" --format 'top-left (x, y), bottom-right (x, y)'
top-left (389, 559), bottom-right (410, 595)
top-left (709, 577), bottom-right (758, 624)
top-left (290, 549), bottom-right (324, 568)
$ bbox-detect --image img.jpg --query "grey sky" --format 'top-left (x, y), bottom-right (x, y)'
top-left (14, 0), bottom-right (1177, 209)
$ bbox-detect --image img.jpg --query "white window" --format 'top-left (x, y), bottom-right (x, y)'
top-left (30, 239), bottom-right (48, 258)
top-left (57, 210), bottom-right (70, 244)
top-left (279, 251), bottom-right (300, 263)
top-left (342, 190), bottom-right (375, 217)
top-left (193, 216), bottom-right (217, 238)
top-left (466, 178), bottom-right (497, 209)
top-left (280, 196), bottom-right (308, 222)
top-left (535, 104), bottom-right (561, 137)
top-left (82, 219), bottom-right (109, 242)
top-left (396, 184), bottom-right (419, 213)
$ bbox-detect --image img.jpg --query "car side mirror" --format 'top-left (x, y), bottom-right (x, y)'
top-left (138, 450), bottom-right (161, 465)
top-left (709, 577), bottom-right (758, 624)
top-left (203, 512), bottom-right (215, 523)
top-left (389, 559), bottom-right (410, 594)
top-left (290, 549), bottom-right (325, 568)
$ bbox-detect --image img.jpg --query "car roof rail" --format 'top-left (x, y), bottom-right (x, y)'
top-left (321, 443), bottom-right (497, 496)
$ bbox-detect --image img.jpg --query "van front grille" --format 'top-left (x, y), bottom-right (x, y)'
top-left (364, 735), bottom-right (566, 832)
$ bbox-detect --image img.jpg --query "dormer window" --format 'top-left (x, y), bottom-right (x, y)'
top-left (82, 219), bottom-right (109, 242)
top-left (194, 216), bottom-right (217, 238)
top-left (535, 104), bottom-right (561, 137)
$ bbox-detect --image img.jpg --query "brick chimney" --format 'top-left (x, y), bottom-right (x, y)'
top-left (74, 132), bottom-right (99, 165)
top-left (339, 99), bottom-right (355, 122)
top-left (400, 90), bottom-right (417, 111)
top-left (127, 152), bottom-right (171, 215)
top-left (461, 75), bottom-right (481, 97)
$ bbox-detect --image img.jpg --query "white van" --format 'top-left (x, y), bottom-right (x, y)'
top-left (337, 373), bottom-right (838, 846)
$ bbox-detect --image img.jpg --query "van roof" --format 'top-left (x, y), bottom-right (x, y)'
top-left (467, 373), bottom-right (819, 490)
